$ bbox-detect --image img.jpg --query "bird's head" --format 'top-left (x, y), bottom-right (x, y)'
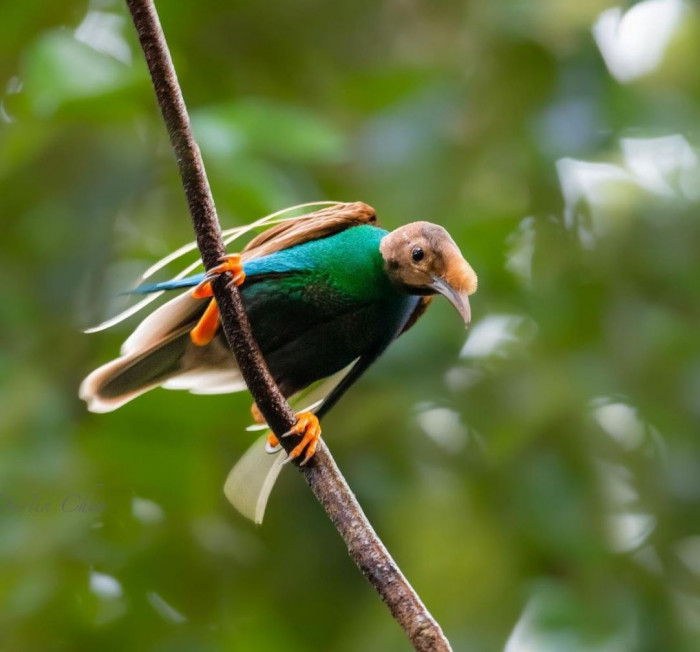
top-left (380, 221), bottom-right (478, 326)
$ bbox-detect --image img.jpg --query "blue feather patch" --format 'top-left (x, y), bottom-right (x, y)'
top-left (125, 273), bottom-right (207, 295)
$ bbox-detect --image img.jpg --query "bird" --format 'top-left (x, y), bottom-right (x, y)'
top-left (80, 201), bottom-right (477, 521)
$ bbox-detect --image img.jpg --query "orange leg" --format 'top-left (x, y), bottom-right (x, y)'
top-left (190, 299), bottom-right (221, 346)
top-left (189, 254), bottom-right (245, 347)
top-left (192, 280), bottom-right (214, 300)
top-left (252, 403), bottom-right (281, 453)
top-left (282, 411), bottom-right (321, 466)
top-left (251, 402), bottom-right (265, 424)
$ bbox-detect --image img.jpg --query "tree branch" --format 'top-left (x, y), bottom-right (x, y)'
top-left (124, 2), bottom-right (452, 649)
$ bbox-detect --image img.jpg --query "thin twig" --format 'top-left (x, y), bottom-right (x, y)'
top-left (124, 2), bottom-right (452, 649)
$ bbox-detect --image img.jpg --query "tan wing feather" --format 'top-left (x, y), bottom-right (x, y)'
top-left (242, 201), bottom-right (377, 259)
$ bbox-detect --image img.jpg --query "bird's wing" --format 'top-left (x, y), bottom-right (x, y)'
top-left (242, 201), bottom-right (377, 259)
top-left (124, 200), bottom-right (376, 296)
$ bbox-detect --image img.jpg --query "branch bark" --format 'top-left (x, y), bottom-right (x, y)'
top-left (124, 2), bottom-right (452, 649)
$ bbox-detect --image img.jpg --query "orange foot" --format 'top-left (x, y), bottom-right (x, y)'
top-left (190, 254), bottom-right (245, 346)
top-left (265, 432), bottom-right (281, 453)
top-left (282, 412), bottom-right (321, 466)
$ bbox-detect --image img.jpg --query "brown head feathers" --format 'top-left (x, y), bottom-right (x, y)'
top-left (380, 221), bottom-right (477, 325)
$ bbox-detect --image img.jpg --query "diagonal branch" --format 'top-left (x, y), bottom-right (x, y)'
top-left (124, 2), bottom-right (452, 649)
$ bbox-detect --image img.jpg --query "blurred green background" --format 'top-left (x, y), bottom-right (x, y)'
top-left (2, 0), bottom-right (700, 650)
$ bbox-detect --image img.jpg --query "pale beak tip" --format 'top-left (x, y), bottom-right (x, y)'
top-left (430, 276), bottom-right (472, 327)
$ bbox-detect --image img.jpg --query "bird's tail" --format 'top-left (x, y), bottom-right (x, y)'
top-left (224, 437), bottom-right (286, 524)
top-left (80, 292), bottom-right (246, 412)
top-left (79, 329), bottom-right (191, 412)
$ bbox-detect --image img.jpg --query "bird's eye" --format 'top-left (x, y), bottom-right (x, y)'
top-left (411, 246), bottom-right (424, 262)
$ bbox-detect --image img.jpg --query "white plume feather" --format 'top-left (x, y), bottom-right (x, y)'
top-left (224, 436), bottom-right (287, 525)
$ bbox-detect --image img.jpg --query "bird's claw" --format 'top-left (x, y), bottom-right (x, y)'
top-left (190, 254), bottom-right (245, 346)
top-left (192, 254), bottom-right (245, 299)
top-left (280, 412), bottom-right (321, 466)
top-left (207, 254), bottom-right (245, 285)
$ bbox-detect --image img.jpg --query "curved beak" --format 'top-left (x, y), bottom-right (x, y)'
top-left (428, 251), bottom-right (477, 327)
top-left (430, 276), bottom-right (472, 326)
